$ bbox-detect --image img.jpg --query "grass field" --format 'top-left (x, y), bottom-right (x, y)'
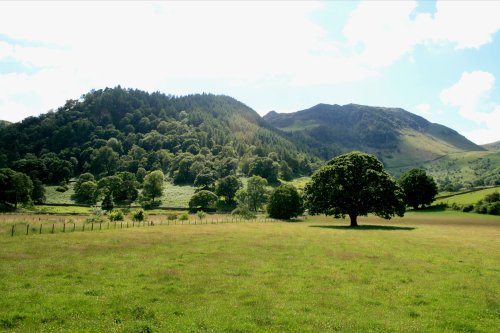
top-left (43, 181), bottom-right (196, 208)
top-left (435, 187), bottom-right (500, 206)
top-left (0, 212), bottom-right (498, 332)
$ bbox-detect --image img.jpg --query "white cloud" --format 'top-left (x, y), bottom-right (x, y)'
top-left (440, 71), bottom-right (500, 144)
top-left (0, 1), bottom-right (500, 124)
top-left (0, 1), bottom-right (379, 121)
top-left (343, 1), bottom-right (500, 68)
top-left (0, 41), bottom-right (14, 59)
top-left (343, 1), bottom-right (432, 67)
top-left (415, 103), bottom-right (431, 116)
top-left (432, 1), bottom-right (500, 49)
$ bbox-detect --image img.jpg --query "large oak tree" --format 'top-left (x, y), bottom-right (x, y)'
top-left (304, 152), bottom-right (405, 227)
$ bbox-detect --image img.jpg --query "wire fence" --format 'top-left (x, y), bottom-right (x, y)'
top-left (7, 216), bottom-right (280, 237)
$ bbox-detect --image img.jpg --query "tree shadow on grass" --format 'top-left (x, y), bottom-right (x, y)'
top-left (409, 203), bottom-right (448, 213)
top-left (310, 225), bottom-right (416, 231)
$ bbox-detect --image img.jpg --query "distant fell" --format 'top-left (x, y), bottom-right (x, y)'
top-left (482, 140), bottom-right (500, 152)
top-left (264, 103), bottom-right (484, 168)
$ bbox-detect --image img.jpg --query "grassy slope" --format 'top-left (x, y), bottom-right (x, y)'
top-left (383, 129), bottom-right (464, 168)
top-left (0, 213), bottom-right (498, 332)
top-left (482, 140), bottom-right (500, 151)
top-left (388, 150), bottom-right (500, 184)
top-left (421, 151), bottom-right (500, 184)
top-left (43, 181), bottom-right (195, 208)
top-left (435, 187), bottom-right (500, 206)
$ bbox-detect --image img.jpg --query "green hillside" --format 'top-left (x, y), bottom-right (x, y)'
top-left (394, 151), bottom-right (500, 190)
top-left (264, 103), bottom-right (484, 169)
top-left (482, 140), bottom-right (500, 151)
top-left (435, 187), bottom-right (500, 206)
top-left (0, 87), bottom-right (318, 187)
top-left (0, 120), bottom-right (11, 130)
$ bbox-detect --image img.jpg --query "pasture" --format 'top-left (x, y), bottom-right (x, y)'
top-left (0, 212), bottom-right (498, 332)
top-left (435, 187), bottom-right (500, 206)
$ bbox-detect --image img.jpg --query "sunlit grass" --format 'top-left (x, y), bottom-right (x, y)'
top-left (0, 213), bottom-right (498, 332)
top-left (435, 187), bottom-right (500, 206)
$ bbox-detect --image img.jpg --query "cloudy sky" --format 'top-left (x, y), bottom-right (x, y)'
top-left (1, 1), bottom-right (499, 144)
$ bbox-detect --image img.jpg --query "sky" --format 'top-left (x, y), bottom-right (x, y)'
top-left (0, 1), bottom-right (499, 144)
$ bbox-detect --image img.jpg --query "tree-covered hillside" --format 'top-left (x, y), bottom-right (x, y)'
top-left (0, 87), bottom-right (318, 186)
top-left (264, 103), bottom-right (484, 168)
top-left (0, 120), bottom-right (11, 130)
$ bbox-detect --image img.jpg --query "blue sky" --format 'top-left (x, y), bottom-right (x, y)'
top-left (0, 1), bottom-right (499, 144)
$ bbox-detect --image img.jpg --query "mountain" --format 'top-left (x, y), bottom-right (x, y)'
top-left (0, 87), bottom-right (318, 185)
top-left (482, 140), bottom-right (500, 152)
top-left (264, 103), bottom-right (485, 169)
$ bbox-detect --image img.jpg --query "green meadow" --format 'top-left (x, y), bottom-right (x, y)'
top-left (435, 187), bottom-right (500, 206)
top-left (0, 213), bottom-right (498, 332)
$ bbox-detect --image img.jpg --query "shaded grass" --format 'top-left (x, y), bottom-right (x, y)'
top-left (0, 214), bottom-right (498, 332)
top-left (310, 224), bottom-right (416, 231)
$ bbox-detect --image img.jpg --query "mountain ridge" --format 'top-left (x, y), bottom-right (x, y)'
top-left (0, 88), bottom-right (496, 189)
top-left (263, 103), bottom-right (484, 169)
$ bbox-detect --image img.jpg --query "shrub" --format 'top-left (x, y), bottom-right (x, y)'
top-left (197, 211), bottom-right (206, 220)
top-left (56, 186), bottom-right (68, 193)
top-left (87, 206), bottom-right (105, 223)
top-left (166, 213), bottom-right (177, 221)
top-left (109, 210), bottom-right (124, 221)
top-left (486, 202), bottom-right (500, 215)
top-left (231, 206), bottom-right (256, 220)
top-left (484, 191), bottom-right (500, 203)
top-left (462, 204), bottom-right (474, 213)
top-left (474, 203), bottom-right (487, 214)
top-left (179, 212), bottom-right (189, 220)
top-left (131, 209), bottom-right (146, 222)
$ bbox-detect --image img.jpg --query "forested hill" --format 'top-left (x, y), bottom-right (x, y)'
top-left (0, 120), bottom-right (11, 129)
top-left (0, 87), bottom-right (318, 185)
top-left (264, 103), bottom-right (484, 168)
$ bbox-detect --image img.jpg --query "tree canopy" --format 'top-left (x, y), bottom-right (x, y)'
top-left (215, 175), bottom-right (241, 203)
top-left (267, 184), bottom-right (303, 219)
top-left (142, 170), bottom-right (164, 204)
top-left (0, 87), bottom-right (316, 190)
top-left (189, 190), bottom-right (218, 211)
top-left (236, 176), bottom-right (268, 212)
top-left (304, 152), bottom-right (405, 227)
top-left (399, 168), bottom-right (438, 209)
top-left (0, 168), bottom-right (34, 209)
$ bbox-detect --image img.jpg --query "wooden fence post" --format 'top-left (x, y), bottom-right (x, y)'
top-left (11, 225), bottom-right (14, 237)
top-left (40, 224), bottom-right (42, 234)
top-left (52, 224), bottom-right (55, 234)
top-left (91, 223), bottom-right (94, 231)
top-left (63, 223), bottom-right (66, 233)
top-left (26, 224), bottom-right (29, 235)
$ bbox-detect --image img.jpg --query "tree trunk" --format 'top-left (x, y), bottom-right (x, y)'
top-left (349, 213), bottom-right (358, 227)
